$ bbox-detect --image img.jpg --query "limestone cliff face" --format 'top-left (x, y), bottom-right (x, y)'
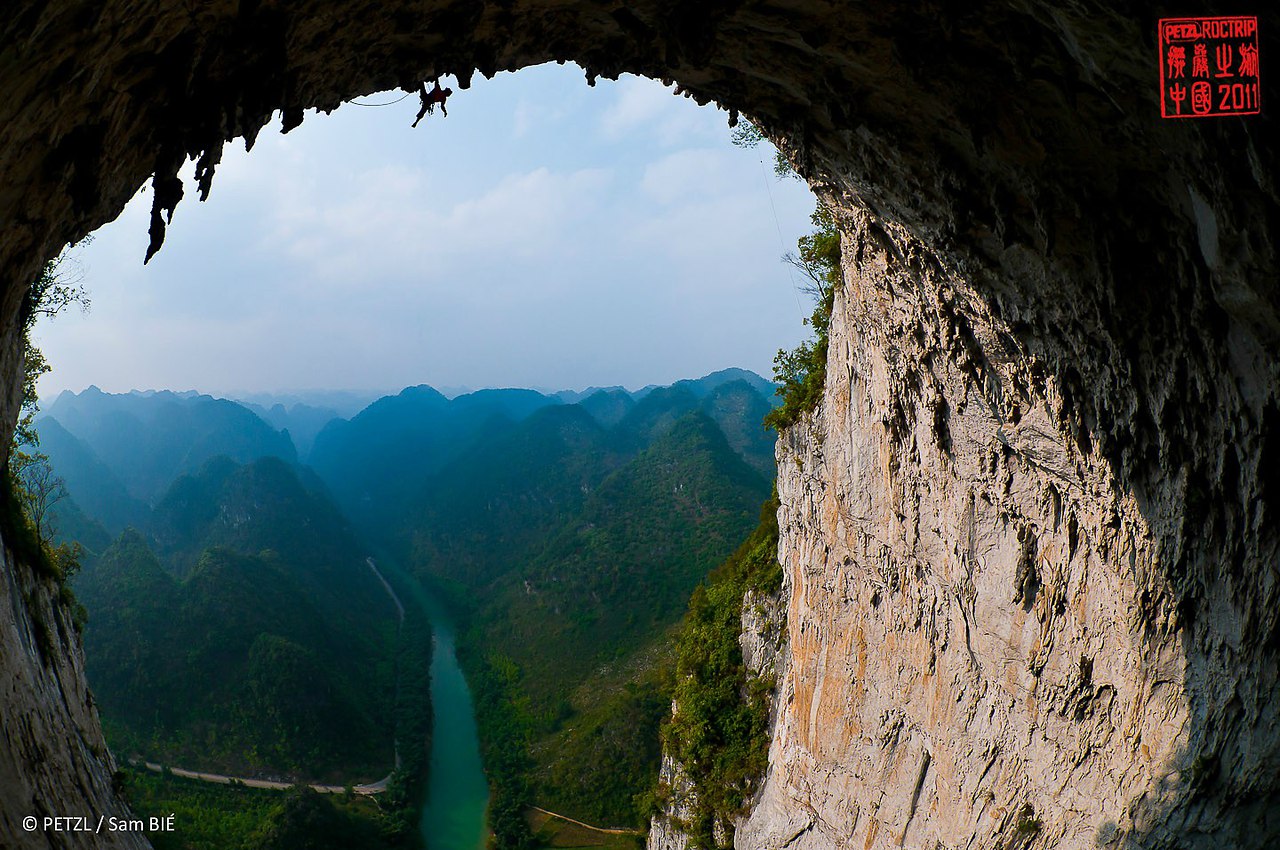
top-left (725, 195), bottom-right (1279, 848)
top-left (741, 211), bottom-right (1198, 848)
top-left (0, 546), bottom-right (144, 849)
top-left (0, 2), bottom-right (1277, 848)
top-left (659, 172), bottom-right (1278, 848)
top-left (649, 755), bottom-right (695, 850)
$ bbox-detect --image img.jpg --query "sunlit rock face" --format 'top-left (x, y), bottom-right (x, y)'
top-left (743, 208), bottom-right (1248, 849)
top-left (1, 3), bottom-right (1277, 849)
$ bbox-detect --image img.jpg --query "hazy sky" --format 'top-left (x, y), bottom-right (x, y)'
top-left (34, 63), bottom-right (817, 399)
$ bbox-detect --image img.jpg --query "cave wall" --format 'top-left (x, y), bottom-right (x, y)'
top-left (0, 2), bottom-right (1277, 848)
top-left (729, 5), bottom-right (1280, 842)
top-left (741, 202), bottom-right (1277, 848)
top-left (0, 544), bottom-right (144, 848)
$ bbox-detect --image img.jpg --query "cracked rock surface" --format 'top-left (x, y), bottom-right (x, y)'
top-left (741, 210), bottom-right (1234, 849)
top-left (0, 546), bottom-right (144, 848)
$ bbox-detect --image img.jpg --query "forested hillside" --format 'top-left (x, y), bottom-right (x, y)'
top-left (75, 457), bottom-right (399, 781)
top-left (308, 371), bottom-right (778, 832)
top-left (44, 371), bottom-right (779, 844)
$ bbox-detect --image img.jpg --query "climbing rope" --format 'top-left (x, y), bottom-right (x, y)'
top-left (349, 92), bottom-right (413, 108)
top-left (759, 156), bottom-right (807, 322)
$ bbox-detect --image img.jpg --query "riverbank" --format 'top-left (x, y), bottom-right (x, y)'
top-left (372, 560), bottom-right (491, 850)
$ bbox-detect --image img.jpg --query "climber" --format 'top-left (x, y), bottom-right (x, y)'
top-left (411, 80), bottom-right (453, 127)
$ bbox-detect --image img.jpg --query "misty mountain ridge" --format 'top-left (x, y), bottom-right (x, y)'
top-left (41, 386), bottom-right (297, 504)
top-left (36, 370), bottom-right (777, 558)
top-left (40, 366), bottom-right (782, 835)
top-left (43, 367), bottom-right (777, 449)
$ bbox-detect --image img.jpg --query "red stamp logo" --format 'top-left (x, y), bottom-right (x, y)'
top-left (1159, 16), bottom-right (1260, 117)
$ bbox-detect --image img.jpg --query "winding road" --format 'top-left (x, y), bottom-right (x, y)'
top-left (528, 806), bottom-right (643, 836)
top-left (366, 556), bottom-right (406, 623)
top-left (134, 760), bottom-right (391, 796)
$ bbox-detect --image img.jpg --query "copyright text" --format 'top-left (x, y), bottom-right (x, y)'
top-left (21, 814), bottom-right (176, 833)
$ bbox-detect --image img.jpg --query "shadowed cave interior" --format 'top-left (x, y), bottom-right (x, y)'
top-left (0, 2), bottom-right (1278, 848)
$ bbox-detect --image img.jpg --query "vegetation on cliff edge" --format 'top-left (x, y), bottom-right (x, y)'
top-left (764, 204), bottom-right (841, 431)
top-left (730, 119), bottom-right (841, 430)
top-left (1, 253), bottom-right (89, 641)
top-left (653, 493), bottom-right (782, 849)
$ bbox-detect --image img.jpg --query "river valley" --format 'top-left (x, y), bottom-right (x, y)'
top-left (408, 572), bottom-right (489, 850)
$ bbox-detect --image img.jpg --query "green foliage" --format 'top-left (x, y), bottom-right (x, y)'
top-left (14, 454), bottom-right (70, 542)
top-left (729, 119), bottom-right (796, 179)
top-left (375, 595), bottom-right (434, 844)
top-left (729, 110), bottom-right (842, 431)
top-left (1014, 803), bottom-right (1042, 837)
top-left (240, 633), bottom-right (375, 769)
top-left (13, 336), bottom-right (48, 461)
top-left (4, 258), bottom-right (85, 563)
top-left (536, 677), bottom-right (672, 829)
top-left (13, 253), bottom-right (89, 454)
top-left (502, 412), bottom-right (767, 710)
top-left (406, 404), bottom-right (615, 590)
top-left (120, 766), bottom-right (281, 850)
top-left (764, 204), bottom-right (841, 432)
top-left (253, 787), bottom-right (388, 850)
top-left (118, 768), bottom-right (400, 850)
top-left (75, 458), bottom-right (400, 781)
top-left (82, 539), bottom-right (391, 779)
top-left (659, 495), bottom-right (782, 849)
top-left (468, 652), bottom-right (537, 850)
top-left (0, 466), bottom-right (62, 581)
top-left (2, 254), bottom-right (89, 590)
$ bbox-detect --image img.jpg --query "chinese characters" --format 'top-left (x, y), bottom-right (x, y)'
top-left (1159, 16), bottom-right (1260, 118)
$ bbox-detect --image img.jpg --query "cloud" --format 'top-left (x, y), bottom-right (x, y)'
top-left (598, 76), bottom-right (725, 147)
top-left (35, 67), bottom-right (817, 398)
top-left (264, 164), bottom-right (614, 297)
top-left (640, 148), bottom-right (739, 205)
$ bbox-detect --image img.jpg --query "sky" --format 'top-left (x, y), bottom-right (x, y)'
top-left (34, 62), bottom-right (818, 400)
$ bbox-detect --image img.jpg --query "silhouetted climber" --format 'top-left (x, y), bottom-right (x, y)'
top-left (412, 80), bottom-right (452, 127)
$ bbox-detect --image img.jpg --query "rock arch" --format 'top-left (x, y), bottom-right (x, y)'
top-left (1, 3), bottom-right (1276, 848)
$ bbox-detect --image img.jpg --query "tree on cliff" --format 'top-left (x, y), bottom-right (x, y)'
top-left (764, 203), bottom-right (841, 431)
top-left (729, 119), bottom-right (795, 179)
top-left (12, 248), bottom-right (90, 457)
top-left (729, 118), bottom-right (841, 430)
top-left (4, 247), bottom-right (89, 579)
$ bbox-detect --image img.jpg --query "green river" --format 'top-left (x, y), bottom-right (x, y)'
top-left (416, 585), bottom-right (489, 850)
top-left (378, 557), bottom-right (489, 850)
